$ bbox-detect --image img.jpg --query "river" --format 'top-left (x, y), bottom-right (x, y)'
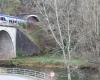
top-left (31, 67), bottom-right (99, 80)
top-left (0, 74), bottom-right (34, 80)
top-left (0, 66), bottom-right (99, 80)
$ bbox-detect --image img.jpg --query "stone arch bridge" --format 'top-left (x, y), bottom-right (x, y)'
top-left (0, 26), bottom-right (40, 60)
top-left (0, 27), bottom-right (16, 60)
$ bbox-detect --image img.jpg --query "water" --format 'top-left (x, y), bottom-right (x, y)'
top-left (0, 74), bottom-right (34, 80)
top-left (0, 66), bottom-right (99, 80)
top-left (31, 67), bottom-right (100, 80)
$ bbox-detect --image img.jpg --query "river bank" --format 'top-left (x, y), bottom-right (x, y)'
top-left (0, 55), bottom-right (88, 69)
top-left (0, 55), bottom-right (99, 80)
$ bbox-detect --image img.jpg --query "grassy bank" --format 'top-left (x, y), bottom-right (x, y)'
top-left (3, 55), bottom-right (87, 68)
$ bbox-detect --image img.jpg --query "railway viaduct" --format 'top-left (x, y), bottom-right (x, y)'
top-left (0, 15), bottom-right (40, 60)
top-left (0, 27), bottom-right (16, 59)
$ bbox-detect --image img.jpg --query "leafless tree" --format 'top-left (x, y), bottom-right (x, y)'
top-left (34, 0), bottom-right (85, 80)
top-left (2, 0), bottom-right (100, 79)
top-left (33, 0), bottom-right (100, 79)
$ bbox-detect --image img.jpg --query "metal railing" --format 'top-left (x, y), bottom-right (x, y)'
top-left (0, 67), bottom-right (50, 80)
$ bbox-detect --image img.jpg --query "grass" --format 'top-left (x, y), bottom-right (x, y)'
top-left (8, 55), bottom-right (87, 68)
top-left (12, 55), bottom-right (64, 67)
top-left (0, 54), bottom-right (87, 68)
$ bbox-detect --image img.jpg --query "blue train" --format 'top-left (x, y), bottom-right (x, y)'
top-left (0, 13), bottom-right (39, 27)
top-left (0, 13), bottom-right (27, 27)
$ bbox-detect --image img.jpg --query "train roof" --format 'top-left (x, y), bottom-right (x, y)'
top-left (0, 13), bottom-right (24, 20)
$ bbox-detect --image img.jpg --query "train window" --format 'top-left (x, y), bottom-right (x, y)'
top-left (9, 20), bottom-right (13, 23)
top-left (9, 20), bottom-right (10, 23)
top-left (0, 17), bottom-right (6, 21)
top-left (15, 21), bottom-right (17, 23)
top-left (13, 20), bottom-right (15, 23)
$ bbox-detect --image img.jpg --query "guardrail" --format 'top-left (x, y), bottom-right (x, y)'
top-left (0, 67), bottom-right (50, 80)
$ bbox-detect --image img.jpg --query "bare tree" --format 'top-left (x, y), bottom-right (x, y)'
top-left (3, 0), bottom-right (99, 79)
top-left (34, 0), bottom-right (85, 80)
top-left (33, 0), bottom-right (100, 79)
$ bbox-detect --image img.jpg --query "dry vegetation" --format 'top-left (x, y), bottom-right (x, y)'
top-left (0, 0), bottom-right (100, 80)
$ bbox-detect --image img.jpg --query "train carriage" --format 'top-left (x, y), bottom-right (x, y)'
top-left (0, 14), bottom-right (27, 27)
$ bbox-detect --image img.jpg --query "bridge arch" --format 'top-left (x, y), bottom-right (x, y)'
top-left (0, 27), bottom-right (16, 60)
top-left (26, 15), bottom-right (39, 22)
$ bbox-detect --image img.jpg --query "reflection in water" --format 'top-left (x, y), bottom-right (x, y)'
top-left (56, 68), bottom-right (99, 80)
top-left (0, 74), bottom-right (33, 80)
top-left (0, 67), bottom-right (99, 80)
top-left (32, 67), bottom-right (100, 80)
top-left (81, 68), bottom-right (99, 80)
